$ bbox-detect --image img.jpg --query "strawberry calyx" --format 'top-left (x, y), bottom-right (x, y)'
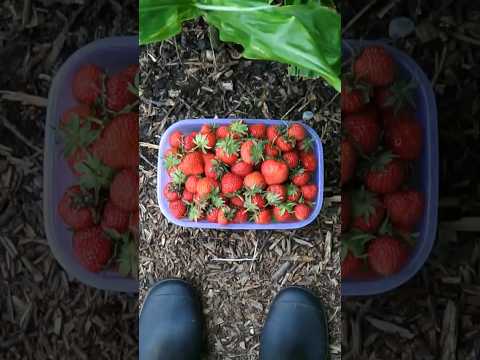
top-left (276, 202), bottom-right (295, 215)
top-left (209, 187), bottom-right (225, 208)
top-left (286, 183), bottom-right (299, 197)
top-left (265, 191), bottom-right (282, 206)
top-left (341, 229), bottom-right (375, 260)
top-left (75, 154), bottom-right (114, 203)
top-left (164, 152), bottom-right (182, 170)
top-left (105, 229), bottom-right (138, 278)
top-left (59, 115), bottom-right (100, 157)
top-left (193, 133), bottom-right (212, 153)
top-left (249, 139), bottom-right (266, 165)
top-left (229, 120), bottom-right (248, 138)
top-left (368, 151), bottom-right (397, 172)
top-left (380, 79), bottom-right (417, 114)
top-left (216, 135), bottom-right (240, 156)
top-left (351, 187), bottom-right (381, 222)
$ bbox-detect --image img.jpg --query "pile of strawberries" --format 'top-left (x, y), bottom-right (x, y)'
top-left (57, 63), bottom-right (139, 276)
top-left (341, 45), bottom-right (425, 279)
top-left (163, 120), bottom-right (319, 225)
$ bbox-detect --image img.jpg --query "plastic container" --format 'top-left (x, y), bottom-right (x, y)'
top-left (44, 36), bottom-right (138, 293)
top-left (157, 119), bottom-right (324, 230)
top-left (342, 40), bottom-right (439, 296)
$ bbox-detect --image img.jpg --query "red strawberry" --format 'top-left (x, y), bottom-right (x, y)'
top-left (179, 152), bottom-right (204, 176)
top-left (72, 64), bottom-right (103, 105)
top-left (341, 82), bottom-right (368, 114)
top-left (122, 64), bottom-right (139, 82)
top-left (58, 186), bottom-right (94, 230)
top-left (106, 71), bottom-right (137, 111)
top-left (73, 226), bottom-right (112, 272)
top-left (163, 183), bottom-right (181, 201)
top-left (286, 183), bottom-right (300, 202)
top-left (301, 184), bottom-right (318, 201)
top-left (182, 190), bottom-right (194, 202)
top-left (294, 204), bottom-right (311, 221)
top-left (344, 110), bottom-right (380, 155)
top-left (91, 113), bottom-right (139, 169)
top-left (101, 201), bottom-right (129, 233)
top-left (204, 157), bottom-right (227, 180)
top-left (341, 191), bottom-right (351, 233)
top-left (300, 152), bottom-right (316, 172)
top-left (206, 208), bottom-right (220, 223)
top-left (273, 205), bottom-right (293, 222)
top-left (368, 236), bottom-right (409, 276)
top-left (169, 131), bottom-right (183, 148)
top-left (385, 117), bottom-right (423, 160)
top-left (185, 175), bottom-right (200, 193)
top-left (215, 136), bottom-right (240, 166)
top-left (341, 139), bottom-right (357, 185)
top-left (291, 169), bottom-right (311, 187)
top-left (287, 123), bottom-right (305, 141)
top-left (365, 153), bottom-right (406, 194)
top-left (254, 209), bottom-right (272, 224)
top-left (218, 207), bottom-right (235, 225)
top-left (266, 125), bottom-right (280, 143)
top-left (276, 136), bottom-right (295, 152)
top-left (261, 159), bottom-right (289, 185)
top-left (184, 132), bottom-right (197, 151)
top-left (374, 80), bottom-right (416, 114)
top-left (244, 171), bottom-right (267, 190)
top-left (231, 161), bottom-right (253, 177)
top-left (232, 208), bottom-right (249, 223)
top-left (283, 151), bottom-right (299, 169)
top-left (354, 46), bottom-right (395, 87)
top-left (216, 125), bottom-right (230, 139)
top-left (200, 124), bottom-right (212, 134)
top-left (60, 104), bottom-right (92, 128)
top-left (382, 107), bottom-right (415, 128)
top-left (249, 124), bottom-right (267, 139)
top-left (266, 184), bottom-right (287, 204)
top-left (241, 140), bottom-right (264, 165)
top-left (351, 189), bottom-right (385, 233)
top-left (193, 132), bottom-right (216, 153)
top-left (230, 195), bottom-right (245, 208)
top-left (265, 143), bottom-right (279, 157)
top-left (297, 138), bottom-right (314, 153)
top-left (110, 168), bottom-right (139, 212)
top-left (342, 253), bottom-right (363, 279)
top-left (221, 172), bottom-right (243, 194)
top-left (169, 200), bottom-right (187, 219)
top-left (384, 190), bottom-right (425, 231)
top-left (250, 194), bottom-right (266, 209)
top-left (196, 177), bottom-right (218, 198)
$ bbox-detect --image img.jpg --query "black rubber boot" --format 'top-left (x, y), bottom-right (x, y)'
top-left (260, 287), bottom-right (329, 360)
top-left (139, 279), bottom-right (204, 360)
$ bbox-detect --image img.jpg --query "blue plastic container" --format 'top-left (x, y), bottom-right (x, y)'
top-left (44, 37), bottom-right (139, 293)
top-left (342, 40), bottom-right (439, 296)
top-left (157, 119), bottom-right (324, 230)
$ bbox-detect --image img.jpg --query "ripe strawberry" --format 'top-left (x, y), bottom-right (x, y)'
top-left (365, 153), bottom-right (406, 194)
top-left (200, 124), bottom-right (213, 134)
top-left (249, 124), bottom-right (267, 139)
top-left (91, 113), bottom-right (139, 169)
top-left (244, 171), bottom-right (267, 189)
top-left (221, 172), bottom-right (243, 194)
top-left (60, 104), bottom-right (92, 128)
top-left (58, 186), bottom-right (94, 230)
top-left (241, 140), bottom-right (264, 165)
top-left (374, 80), bottom-right (416, 114)
top-left (287, 123), bottom-right (305, 141)
top-left (294, 203), bottom-right (311, 221)
top-left (273, 203), bottom-right (294, 222)
top-left (301, 184), bottom-right (318, 201)
top-left (184, 132), bottom-right (197, 151)
top-left (169, 131), bottom-right (183, 148)
top-left (385, 117), bottom-right (423, 160)
top-left (196, 177), bottom-right (218, 198)
top-left (351, 189), bottom-right (385, 233)
top-left (296, 138), bottom-right (314, 153)
top-left (286, 183), bottom-right (300, 202)
top-left (341, 191), bottom-right (351, 233)
top-left (215, 136), bottom-right (240, 166)
top-left (185, 175), bottom-right (200, 193)
top-left (341, 81), bottom-right (368, 114)
top-left (264, 143), bottom-right (279, 157)
top-left (204, 157), bottom-right (227, 180)
top-left (354, 46), bottom-right (395, 87)
top-left (122, 64), bottom-right (139, 82)
top-left (169, 200), bottom-right (187, 219)
top-left (179, 152), bottom-right (204, 176)
top-left (231, 161), bottom-right (253, 177)
top-left (283, 151), bottom-right (299, 169)
top-left (267, 125), bottom-right (280, 143)
top-left (368, 236), bottom-right (409, 276)
top-left (193, 132), bottom-right (216, 153)
top-left (73, 226), bottom-right (112, 272)
top-left (101, 201), bottom-right (129, 233)
top-left (163, 183), bottom-right (181, 201)
top-left (254, 209), bottom-right (272, 224)
top-left (261, 159), bottom-right (289, 185)
top-left (182, 190), bottom-right (194, 202)
top-left (250, 194), bottom-right (266, 209)
top-left (206, 207), bottom-right (220, 223)
top-left (110, 168), bottom-right (139, 212)
top-left (299, 151), bottom-right (316, 172)
top-left (276, 136), bottom-right (295, 152)
top-left (291, 168), bottom-right (311, 187)
top-left (344, 110), bottom-right (380, 155)
top-left (384, 190), bottom-right (425, 231)
top-left (218, 207), bottom-right (236, 225)
top-left (342, 253), bottom-right (363, 279)
top-left (106, 71), bottom-right (137, 111)
top-left (216, 125), bottom-right (230, 139)
top-left (72, 64), bottom-right (103, 105)
top-left (266, 184), bottom-right (287, 205)
top-left (341, 139), bottom-right (357, 185)
top-left (382, 107), bottom-right (415, 128)
top-left (230, 195), bottom-right (245, 208)
top-left (232, 208), bottom-right (249, 223)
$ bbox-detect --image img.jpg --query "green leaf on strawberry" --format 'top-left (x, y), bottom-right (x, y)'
top-left (229, 120), bottom-right (248, 138)
top-left (341, 229), bottom-right (375, 260)
top-left (59, 115), bottom-right (100, 157)
top-left (164, 152), bottom-right (181, 170)
top-left (216, 135), bottom-right (240, 156)
top-left (75, 154), bottom-right (114, 202)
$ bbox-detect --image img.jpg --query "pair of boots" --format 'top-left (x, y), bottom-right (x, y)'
top-left (140, 280), bottom-right (329, 360)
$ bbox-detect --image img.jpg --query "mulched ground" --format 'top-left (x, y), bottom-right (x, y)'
top-left (341, 1), bottom-right (480, 359)
top-left (139, 21), bottom-right (341, 359)
top-left (1, 1), bottom-right (138, 359)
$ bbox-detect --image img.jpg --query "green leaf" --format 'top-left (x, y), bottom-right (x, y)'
top-left (75, 155), bottom-right (114, 199)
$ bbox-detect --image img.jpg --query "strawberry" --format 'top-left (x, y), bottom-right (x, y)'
top-left (365, 153), bottom-right (406, 194)
top-left (291, 168), bottom-right (311, 187)
top-left (354, 46), bottom-right (395, 87)
top-left (163, 183), bottom-right (181, 201)
top-left (129, 210), bottom-right (139, 237)
top-left (67, 148), bottom-right (89, 177)
top-left (374, 80), bottom-right (416, 114)
top-left (230, 195), bottom-right (245, 208)
top-left (341, 191), bottom-right (351, 233)
top-left (254, 209), bottom-right (272, 224)
top-left (341, 80), bottom-right (368, 114)
top-left (287, 123), bottom-right (305, 141)
top-left (296, 138), bottom-right (314, 153)
top-left (206, 208), bottom-right (220, 223)
top-left (273, 203), bottom-right (294, 222)
top-left (244, 171), bottom-right (267, 189)
top-left (101, 201), bottom-right (129, 233)
top-left (249, 124), bottom-right (267, 139)
top-left (185, 175), bottom-right (200, 193)
top-left (261, 159), bottom-right (289, 185)
top-left (384, 190), bottom-right (425, 231)
top-left (342, 253), bottom-right (363, 279)
top-left (218, 206), bottom-right (236, 225)
top-left (240, 140), bottom-right (264, 165)
top-left (106, 71), bottom-right (137, 111)
top-left (264, 143), bottom-right (279, 157)
top-left (344, 110), bottom-right (380, 155)
top-left (72, 64), bottom-right (103, 105)
top-left (301, 184), bottom-right (318, 201)
top-left (216, 125), bottom-right (230, 139)
top-left (91, 113), bottom-right (139, 169)
top-left (110, 168), bottom-right (138, 212)
top-left (204, 157), bottom-right (228, 180)
top-left (73, 226), bottom-right (112, 272)
top-left (221, 172), bottom-right (243, 194)
top-left (300, 152), bottom-right (316, 172)
top-left (215, 136), bottom-right (240, 166)
top-left (182, 190), bottom-right (194, 202)
top-left (385, 117), bottom-right (423, 160)
top-left (231, 161), bottom-right (253, 177)
top-left (266, 125), bottom-right (280, 144)
top-left (266, 184), bottom-right (287, 204)
top-left (232, 208), bottom-right (249, 223)
top-left (196, 177), bottom-right (219, 198)
top-left (351, 188), bottom-right (385, 233)
top-left (184, 132), bottom-right (197, 151)
top-left (294, 203), bottom-right (311, 221)
top-left (368, 236), bottom-right (409, 276)
top-left (122, 64), bottom-right (139, 82)
top-left (60, 104), bottom-right (93, 128)
top-left (341, 139), bottom-right (357, 185)
top-left (193, 132), bottom-right (216, 153)
top-left (283, 151), bottom-right (299, 169)
top-left (169, 200), bottom-right (186, 219)
top-left (250, 194), bottom-right (266, 209)
top-left (179, 152), bottom-right (204, 176)
top-left (286, 183), bottom-right (300, 202)
top-left (58, 186), bottom-right (94, 230)
top-left (169, 131), bottom-right (183, 149)
top-left (276, 136), bottom-right (295, 152)
top-left (229, 120), bottom-right (249, 139)
top-left (200, 124), bottom-right (213, 134)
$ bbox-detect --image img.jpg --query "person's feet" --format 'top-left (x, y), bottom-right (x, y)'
top-left (139, 279), bottom-right (203, 360)
top-left (260, 287), bottom-right (328, 360)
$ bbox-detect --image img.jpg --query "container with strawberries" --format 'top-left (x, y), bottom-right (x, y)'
top-left (158, 119), bottom-right (324, 229)
top-left (341, 42), bottom-right (438, 293)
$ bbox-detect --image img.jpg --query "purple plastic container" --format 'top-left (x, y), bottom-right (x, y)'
top-left (44, 37), bottom-right (138, 292)
top-left (157, 119), bottom-right (324, 230)
top-left (342, 40), bottom-right (439, 296)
